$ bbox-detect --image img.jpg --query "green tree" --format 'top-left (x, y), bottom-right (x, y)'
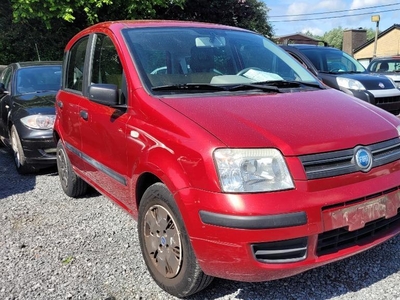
top-left (156, 0), bottom-right (274, 37)
top-left (10, 0), bottom-right (185, 28)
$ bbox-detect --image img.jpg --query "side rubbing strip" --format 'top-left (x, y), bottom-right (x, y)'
top-left (199, 211), bottom-right (307, 229)
top-left (65, 142), bottom-right (127, 186)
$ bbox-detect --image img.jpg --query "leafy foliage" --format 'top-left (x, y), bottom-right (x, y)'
top-left (303, 27), bottom-right (377, 49)
top-left (156, 0), bottom-right (273, 37)
top-left (1, 0), bottom-right (273, 64)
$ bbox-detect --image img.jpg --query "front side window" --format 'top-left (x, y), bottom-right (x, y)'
top-left (121, 27), bottom-right (319, 94)
top-left (91, 34), bottom-right (123, 89)
top-left (66, 37), bottom-right (89, 92)
top-left (0, 67), bottom-right (12, 92)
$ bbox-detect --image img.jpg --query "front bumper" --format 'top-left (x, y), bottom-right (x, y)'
top-left (177, 162), bottom-right (400, 282)
top-left (348, 88), bottom-right (400, 115)
top-left (20, 132), bottom-right (56, 166)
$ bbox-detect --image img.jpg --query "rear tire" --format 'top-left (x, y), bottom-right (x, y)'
top-left (10, 125), bottom-right (33, 174)
top-left (56, 139), bottom-right (88, 197)
top-left (138, 183), bottom-right (213, 298)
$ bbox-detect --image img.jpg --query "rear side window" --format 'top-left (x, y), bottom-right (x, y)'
top-left (66, 37), bottom-right (89, 92)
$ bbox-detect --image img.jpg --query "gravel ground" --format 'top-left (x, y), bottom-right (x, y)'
top-left (1, 146), bottom-right (400, 300)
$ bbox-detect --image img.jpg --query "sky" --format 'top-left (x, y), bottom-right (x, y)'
top-left (265, 0), bottom-right (400, 37)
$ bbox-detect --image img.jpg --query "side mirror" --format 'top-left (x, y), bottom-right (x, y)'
top-left (88, 83), bottom-right (119, 106)
top-left (0, 83), bottom-right (7, 94)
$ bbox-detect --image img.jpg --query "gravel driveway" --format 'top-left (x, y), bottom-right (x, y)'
top-left (1, 146), bottom-right (400, 300)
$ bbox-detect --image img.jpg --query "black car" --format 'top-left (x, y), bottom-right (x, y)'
top-left (367, 56), bottom-right (400, 88)
top-left (281, 44), bottom-right (400, 115)
top-left (0, 61), bottom-right (62, 174)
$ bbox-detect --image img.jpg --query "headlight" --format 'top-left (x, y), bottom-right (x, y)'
top-left (213, 148), bottom-right (294, 193)
top-left (20, 115), bottom-right (55, 129)
top-left (336, 77), bottom-right (365, 91)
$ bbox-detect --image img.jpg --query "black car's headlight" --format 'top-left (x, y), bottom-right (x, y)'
top-left (213, 148), bottom-right (294, 193)
top-left (20, 115), bottom-right (55, 130)
top-left (336, 77), bottom-right (366, 91)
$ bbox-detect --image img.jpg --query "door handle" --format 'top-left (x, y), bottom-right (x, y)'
top-left (80, 110), bottom-right (88, 120)
top-left (57, 101), bottom-right (63, 108)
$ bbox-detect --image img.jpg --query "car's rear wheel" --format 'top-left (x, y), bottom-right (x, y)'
top-left (56, 139), bottom-right (88, 197)
top-left (138, 183), bottom-right (213, 298)
top-left (10, 125), bottom-right (32, 174)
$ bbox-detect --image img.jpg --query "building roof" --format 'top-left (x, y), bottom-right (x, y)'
top-left (354, 24), bottom-right (400, 54)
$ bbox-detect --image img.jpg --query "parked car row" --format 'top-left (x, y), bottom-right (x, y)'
top-left (281, 44), bottom-right (400, 115)
top-left (1, 22), bottom-right (400, 298)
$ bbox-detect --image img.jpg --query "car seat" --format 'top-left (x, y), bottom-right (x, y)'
top-left (378, 62), bottom-right (389, 72)
top-left (190, 47), bottom-right (214, 72)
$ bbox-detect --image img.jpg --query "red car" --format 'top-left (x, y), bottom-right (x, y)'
top-left (53, 20), bottom-right (400, 297)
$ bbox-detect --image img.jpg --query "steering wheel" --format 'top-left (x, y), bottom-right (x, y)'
top-left (236, 67), bottom-right (263, 76)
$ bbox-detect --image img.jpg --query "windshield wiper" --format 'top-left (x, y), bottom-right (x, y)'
top-left (250, 80), bottom-right (323, 89)
top-left (152, 83), bottom-right (227, 92)
top-left (152, 83), bottom-right (282, 93)
top-left (225, 84), bottom-right (281, 93)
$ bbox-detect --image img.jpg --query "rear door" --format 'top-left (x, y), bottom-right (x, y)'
top-left (57, 36), bottom-right (90, 171)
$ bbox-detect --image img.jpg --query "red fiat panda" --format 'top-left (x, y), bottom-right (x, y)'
top-left (53, 20), bottom-right (400, 297)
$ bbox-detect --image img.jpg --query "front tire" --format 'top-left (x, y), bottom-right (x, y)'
top-left (56, 139), bottom-right (88, 197)
top-left (138, 183), bottom-right (213, 298)
top-left (10, 125), bottom-right (32, 174)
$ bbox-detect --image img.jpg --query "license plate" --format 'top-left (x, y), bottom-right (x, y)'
top-left (323, 189), bottom-right (400, 231)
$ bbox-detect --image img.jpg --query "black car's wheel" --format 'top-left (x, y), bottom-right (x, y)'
top-left (138, 183), bottom-right (213, 298)
top-left (56, 139), bottom-right (88, 197)
top-left (10, 125), bottom-right (32, 174)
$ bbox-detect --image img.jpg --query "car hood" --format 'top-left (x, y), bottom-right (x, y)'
top-left (160, 89), bottom-right (400, 156)
top-left (334, 72), bottom-right (395, 90)
top-left (13, 92), bottom-right (57, 114)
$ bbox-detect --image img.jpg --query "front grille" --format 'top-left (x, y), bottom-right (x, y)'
top-left (299, 138), bottom-right (400, 179)
top-left (317, 208), bottom-right (400, 256)
top-left (375, 95), bottom-right (400, 104)
top-left (252, 237), bottom-right (308, 263)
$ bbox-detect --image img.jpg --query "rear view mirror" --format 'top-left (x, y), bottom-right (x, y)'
top-left (195, 36), bottom-right (226, 47)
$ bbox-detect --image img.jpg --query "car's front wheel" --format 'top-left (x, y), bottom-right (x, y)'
top-left (10, 125), bottom-right (32, 174)
top-left (138, 183), bottom-right (213, 298)
top-left (56, 139), bottom-right (88, 197)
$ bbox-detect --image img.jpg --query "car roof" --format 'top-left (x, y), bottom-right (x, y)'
top-left (370, 56), bottom-right (400, 61)
top-left (282, 44), bottom-right (338, 51)
top-left (79, 19), bottom-right (252, 35)
top-left (12, 61), bottom-right (62, 68)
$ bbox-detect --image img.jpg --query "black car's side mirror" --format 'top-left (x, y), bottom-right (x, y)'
top-left (0, 83), bottom-right (6, 94)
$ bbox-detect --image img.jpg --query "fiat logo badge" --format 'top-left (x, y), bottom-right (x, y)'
top-left (379, 82), bottom-right (385, 88)
top-left (354, 148), bottom-right (372, 171)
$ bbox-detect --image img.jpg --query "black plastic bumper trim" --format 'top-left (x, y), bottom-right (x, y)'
top-left (199, 210), bottom-right (307, 229)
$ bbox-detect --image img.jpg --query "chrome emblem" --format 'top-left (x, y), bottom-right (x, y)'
top-left (379, 82), bottom-right (385, 88)
top-left (354, 148), bottom-right (372, 171)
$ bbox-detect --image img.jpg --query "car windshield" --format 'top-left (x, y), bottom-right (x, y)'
top-left (16, 66), bottom-right (62, 95)
top-left (300, 48), bottom-right (366, 74)
top-left (122, 27), bottom-right (319, 93)
top-left (368, 59), bottom-right (400, 73)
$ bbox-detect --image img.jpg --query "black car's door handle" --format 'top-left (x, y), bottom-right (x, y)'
top-left (80, 110), bottom-right (88, 120)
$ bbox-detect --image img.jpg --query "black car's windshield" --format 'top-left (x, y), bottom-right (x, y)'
top-left (16, 66), bottom-right (62, 95)
top-left (300, 48), bottom-right (366, 74)
top-left (122, 27), bottom-right (319, 94)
